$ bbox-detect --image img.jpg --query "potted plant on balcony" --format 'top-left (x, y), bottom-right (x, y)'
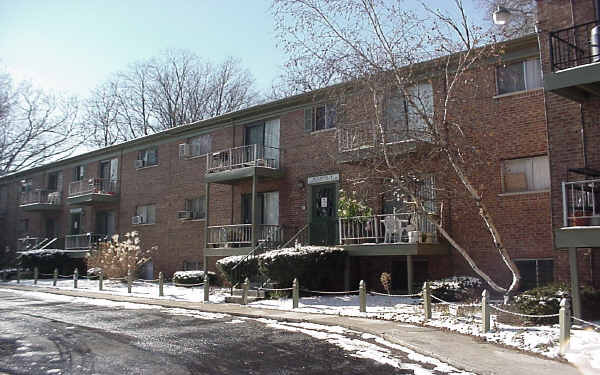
top-left (338, 189), bottom-right (373, 244)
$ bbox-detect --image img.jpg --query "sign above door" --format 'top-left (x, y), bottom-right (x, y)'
top-left (308, 173), bottom-right (339, 185)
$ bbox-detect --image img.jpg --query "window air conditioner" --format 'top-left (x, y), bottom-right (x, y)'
top-left (135, 159), bottom-right (145, 169)
top-left (131, 215), bottom-right (143, 225)
top-left (177, 211), bottom-right (192, 220)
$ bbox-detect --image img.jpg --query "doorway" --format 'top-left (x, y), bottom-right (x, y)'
top-left (310, 183), bottom-right (337, 246)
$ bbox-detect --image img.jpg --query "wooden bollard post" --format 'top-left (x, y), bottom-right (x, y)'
top-left (127, 267), bottom-right (132, 294)
top-left (53, 268), bottom-right (58, 286)
top-left (559, 298), bottom-right (571, 355)
top-left (423, 281), bottom-right (431, 321)
top-left (292, 278), bottom-right (299, 309)
top-left (481, 290), bottom-right (490, 333)
top-left (242, 277), bottom-right (249, 305)
top-left (159, 272), bottom-right (164, 297)
top-left (203, 274), bottom-right (210, 302)
top-left (359, 280), bottom-right (366, 313)
top-left (73, 268), bottom-right (78, 289)
top-left (17, 268), bottom-right (20, 284)
top-left (34, 267), bottom-right (39, 285)
top-left (99, 271), bottom-right (103, 291)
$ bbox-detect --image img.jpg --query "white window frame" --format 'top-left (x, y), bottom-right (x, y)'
top-left (136, 204), bottom-right (156, 225)
top-left (501, 155), bottom-right (550, 194)
top-left (189, 135), bottom-right (212, 157)
top-left (496, 58), bottom-right (543, 95)
top-left (305, 104), bottom-right (336, 132)
top-left (184, 196), bottom-right (207, 220)
top-left (138, 147), bottom-right (159, 168)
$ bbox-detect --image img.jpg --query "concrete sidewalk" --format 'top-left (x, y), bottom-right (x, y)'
top-left (1, 285), bottom-right (580, 375)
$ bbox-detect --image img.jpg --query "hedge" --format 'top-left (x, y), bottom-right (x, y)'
top-left (216, 255), bottom-right (259, 286)
top-left (172, 270), bottom-right (218, 286)
top-left (18, 249), bottom-right (86, 275)
top-left (429, 276), bottom-right (483, 302)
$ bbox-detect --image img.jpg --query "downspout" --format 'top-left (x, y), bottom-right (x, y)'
top-left (580, 104), bottom-right (587, 168)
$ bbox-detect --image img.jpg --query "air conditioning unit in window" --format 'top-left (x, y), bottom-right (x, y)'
top-left (131, 215), bottom-right (143, 225)
top-left (179, 143), bottom-right (190, 159)
top-left (135, 159), bottom-right (145, 169)
top-left (177, 211), bottom-right (192, 220)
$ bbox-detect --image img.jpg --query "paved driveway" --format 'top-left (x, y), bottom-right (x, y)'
top-left (0, 290), bottom-right (467, 374)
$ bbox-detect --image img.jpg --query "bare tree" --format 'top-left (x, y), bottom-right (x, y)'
top-left (84, 51), bottom-right (259, 147)
top-left (0, 74), bottom-right (79, 175)
top-left (273, 0), bottom-right (521, 297)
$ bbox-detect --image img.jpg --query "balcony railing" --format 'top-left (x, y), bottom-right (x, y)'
top-left (338, 122), bottom-right (431, 153)
top-left (339, 212), bottom-right (438, 245)
top-left (562, 178), bottom-right (600, 227)
top-left (68, 178), bottom-right (120, 197)
top-left (550, 20), bottom-right (600, 71)
top-left (65, 233), bottom-right (107, 250)
top-left (206, 144), bottom-right (281, 174)
top-left (20, 189), bottom-right (61, 206)
top-left (206, 224), bottom-right (283, 248)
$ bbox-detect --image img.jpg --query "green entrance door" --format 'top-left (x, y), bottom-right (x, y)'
top-left (310, 183), bottom-right (337, 245)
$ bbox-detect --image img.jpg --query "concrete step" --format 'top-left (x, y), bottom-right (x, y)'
top-left (224, 295), bottom-right (262, 304)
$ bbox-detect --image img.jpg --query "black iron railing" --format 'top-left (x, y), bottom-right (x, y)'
top-left (549, 20), bottom-right (600, 71)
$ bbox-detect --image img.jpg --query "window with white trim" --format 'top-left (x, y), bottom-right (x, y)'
top-left (497, 58), bottom-right (542, 95)
top-left (185, 196), bottom-right (206, 220)
top-left (189, 135), bottom-right (211, 157)
top-left (304, 104), bottom-right (336, 132)
top-left (502, 155), bottom-right (550, 193)
top-left (387, 82), bottom-right (434, 140)
top-left (136, 204), bottom-right (156, 225)
top-left (137, 147), bottom-right (159, 168)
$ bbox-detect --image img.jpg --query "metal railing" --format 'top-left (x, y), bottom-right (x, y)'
top-left (549, 20), bottom-right (600, 71)
top-left (17, 236), bottom-right (45, 251)
top-left (65, 233), bottom-right (107, 250)
top-left (206, 224), bottom-right (282, 248)
top-left (562, 178), bottom-right (600, 227)
top-left (206, 144), bottom-right (281, 173)
top-left (337, 122), bottom-right (431, 153)
top-left (339, 212), bottom-right (438, 245)
top-left (68, 178), bottom-right (120, 197)
top-left (20, 189), bottom-right (62, 206)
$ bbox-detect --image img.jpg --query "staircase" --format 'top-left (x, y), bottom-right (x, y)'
top-left (224, 288), bottom-right (266, 304)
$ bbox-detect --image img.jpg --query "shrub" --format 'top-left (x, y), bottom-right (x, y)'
top-left (380, 272), bottom-right (392, 294)
top-left (18, 249), bottom-right (85, 275)
top-left (216, 255), bottom-right (259, 287)
top-left (514, 283), bottom-right (567, 324)
top-left (581, 285), bottom-right (600, 321)
top-left (258, 245), bottom-right (347, 291)
top-left (429, 276), bottom-right (483, 302)
top-left (172, 270), bottom-right (218, 286)
top-left (86, 231), bottom-right (155, 279)
top-left (338, 189), bottom-right (372, 218)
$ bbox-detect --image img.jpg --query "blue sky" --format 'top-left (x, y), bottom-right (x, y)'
top-left (0, 0), bottom-right (285, 96)
top-left (0, 1), bottom-right (488, 98)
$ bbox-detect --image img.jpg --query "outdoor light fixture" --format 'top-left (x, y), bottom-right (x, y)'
top-left (493, 5), bottom-right (512, 25)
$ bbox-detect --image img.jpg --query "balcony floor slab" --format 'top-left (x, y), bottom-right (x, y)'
top-left (555, 226), bottom-right (600, 248)
top-left (338, 242), bottom-right (450, 256)
top-left (67, 193), bottom-right (119, 206)
top-left (204, 166), bottom-right (283, 184)
top-left (19, 203), bottom-right (63, 212)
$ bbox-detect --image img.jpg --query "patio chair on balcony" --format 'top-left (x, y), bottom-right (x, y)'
top-left (384, 215), bottom-right (402, 243)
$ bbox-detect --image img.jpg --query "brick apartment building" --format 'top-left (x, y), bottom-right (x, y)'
top-left (0, 0), bottom-right (598, 312)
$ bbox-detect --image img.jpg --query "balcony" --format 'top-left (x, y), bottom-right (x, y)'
top-left (338, 213), bottom-right (448, 256)
top-left (337, 121), bottom-right (428, 163)
top-left (67, 178), bottom-right (120, 205)
top-left (555, 178), bottom-right (600, 248)
top-left (205, 224), bottom-right (283, 256)
top-left (204, 144), bottom-right (283, 184)
top-left (19, 189), bottom-right (62, 211)
top-left (65, 233), bottom-right (107, 251)
top-left (545, 21), bottom-right (600, 101)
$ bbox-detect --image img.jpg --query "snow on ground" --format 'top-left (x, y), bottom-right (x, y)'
top-left (4, 278), bottom-right (600, 372)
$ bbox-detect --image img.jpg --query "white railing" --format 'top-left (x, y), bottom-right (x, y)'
top-left (337, 122), bottom-right (432, 153)
top-left (65, 233), bottom-right (106, 250)
top-left (206, 144), bottom-right (281, 173)
top-left (68, 178), bottom-right (120, 197)
top-left (207, 224), bottom-right (282, 248)
top-left (17, 236), bottom-right (44, 251)
top-left (562, 178), bottom-right (600, 227)
top-left (339, 213), bottom-right (438, 245)
top-left (20, 189), bottom-right (61, 206)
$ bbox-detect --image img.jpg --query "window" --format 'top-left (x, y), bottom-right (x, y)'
top-left (20, 178), bottom-right (32, 193)
top-left (387, 82), bottom-right (434, 140)
top-left (136, 204), bottom-right (156, 225)
top-left (502, 155), bottom-right (550, 193)
top-left (73, 165), bottom-right (85, 181)
top-left (497, 58), bottom-right (542, 95)
top-left (304, 104), bottom-right (336, 132)
top-left (137, 147), bottom-right (159, 168)
top-left (185, 197), bottom-right (206, 220)
top-left (183, 261), bottom-right (202, 271)
top-left (189, 135), bottom-right (212, 157)
top-left (47, 171), bottom-right (62, 191)
top-left (515, 259), bottom-right (554, 291)
top-left (242, 191), bottom-right (279, 225)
